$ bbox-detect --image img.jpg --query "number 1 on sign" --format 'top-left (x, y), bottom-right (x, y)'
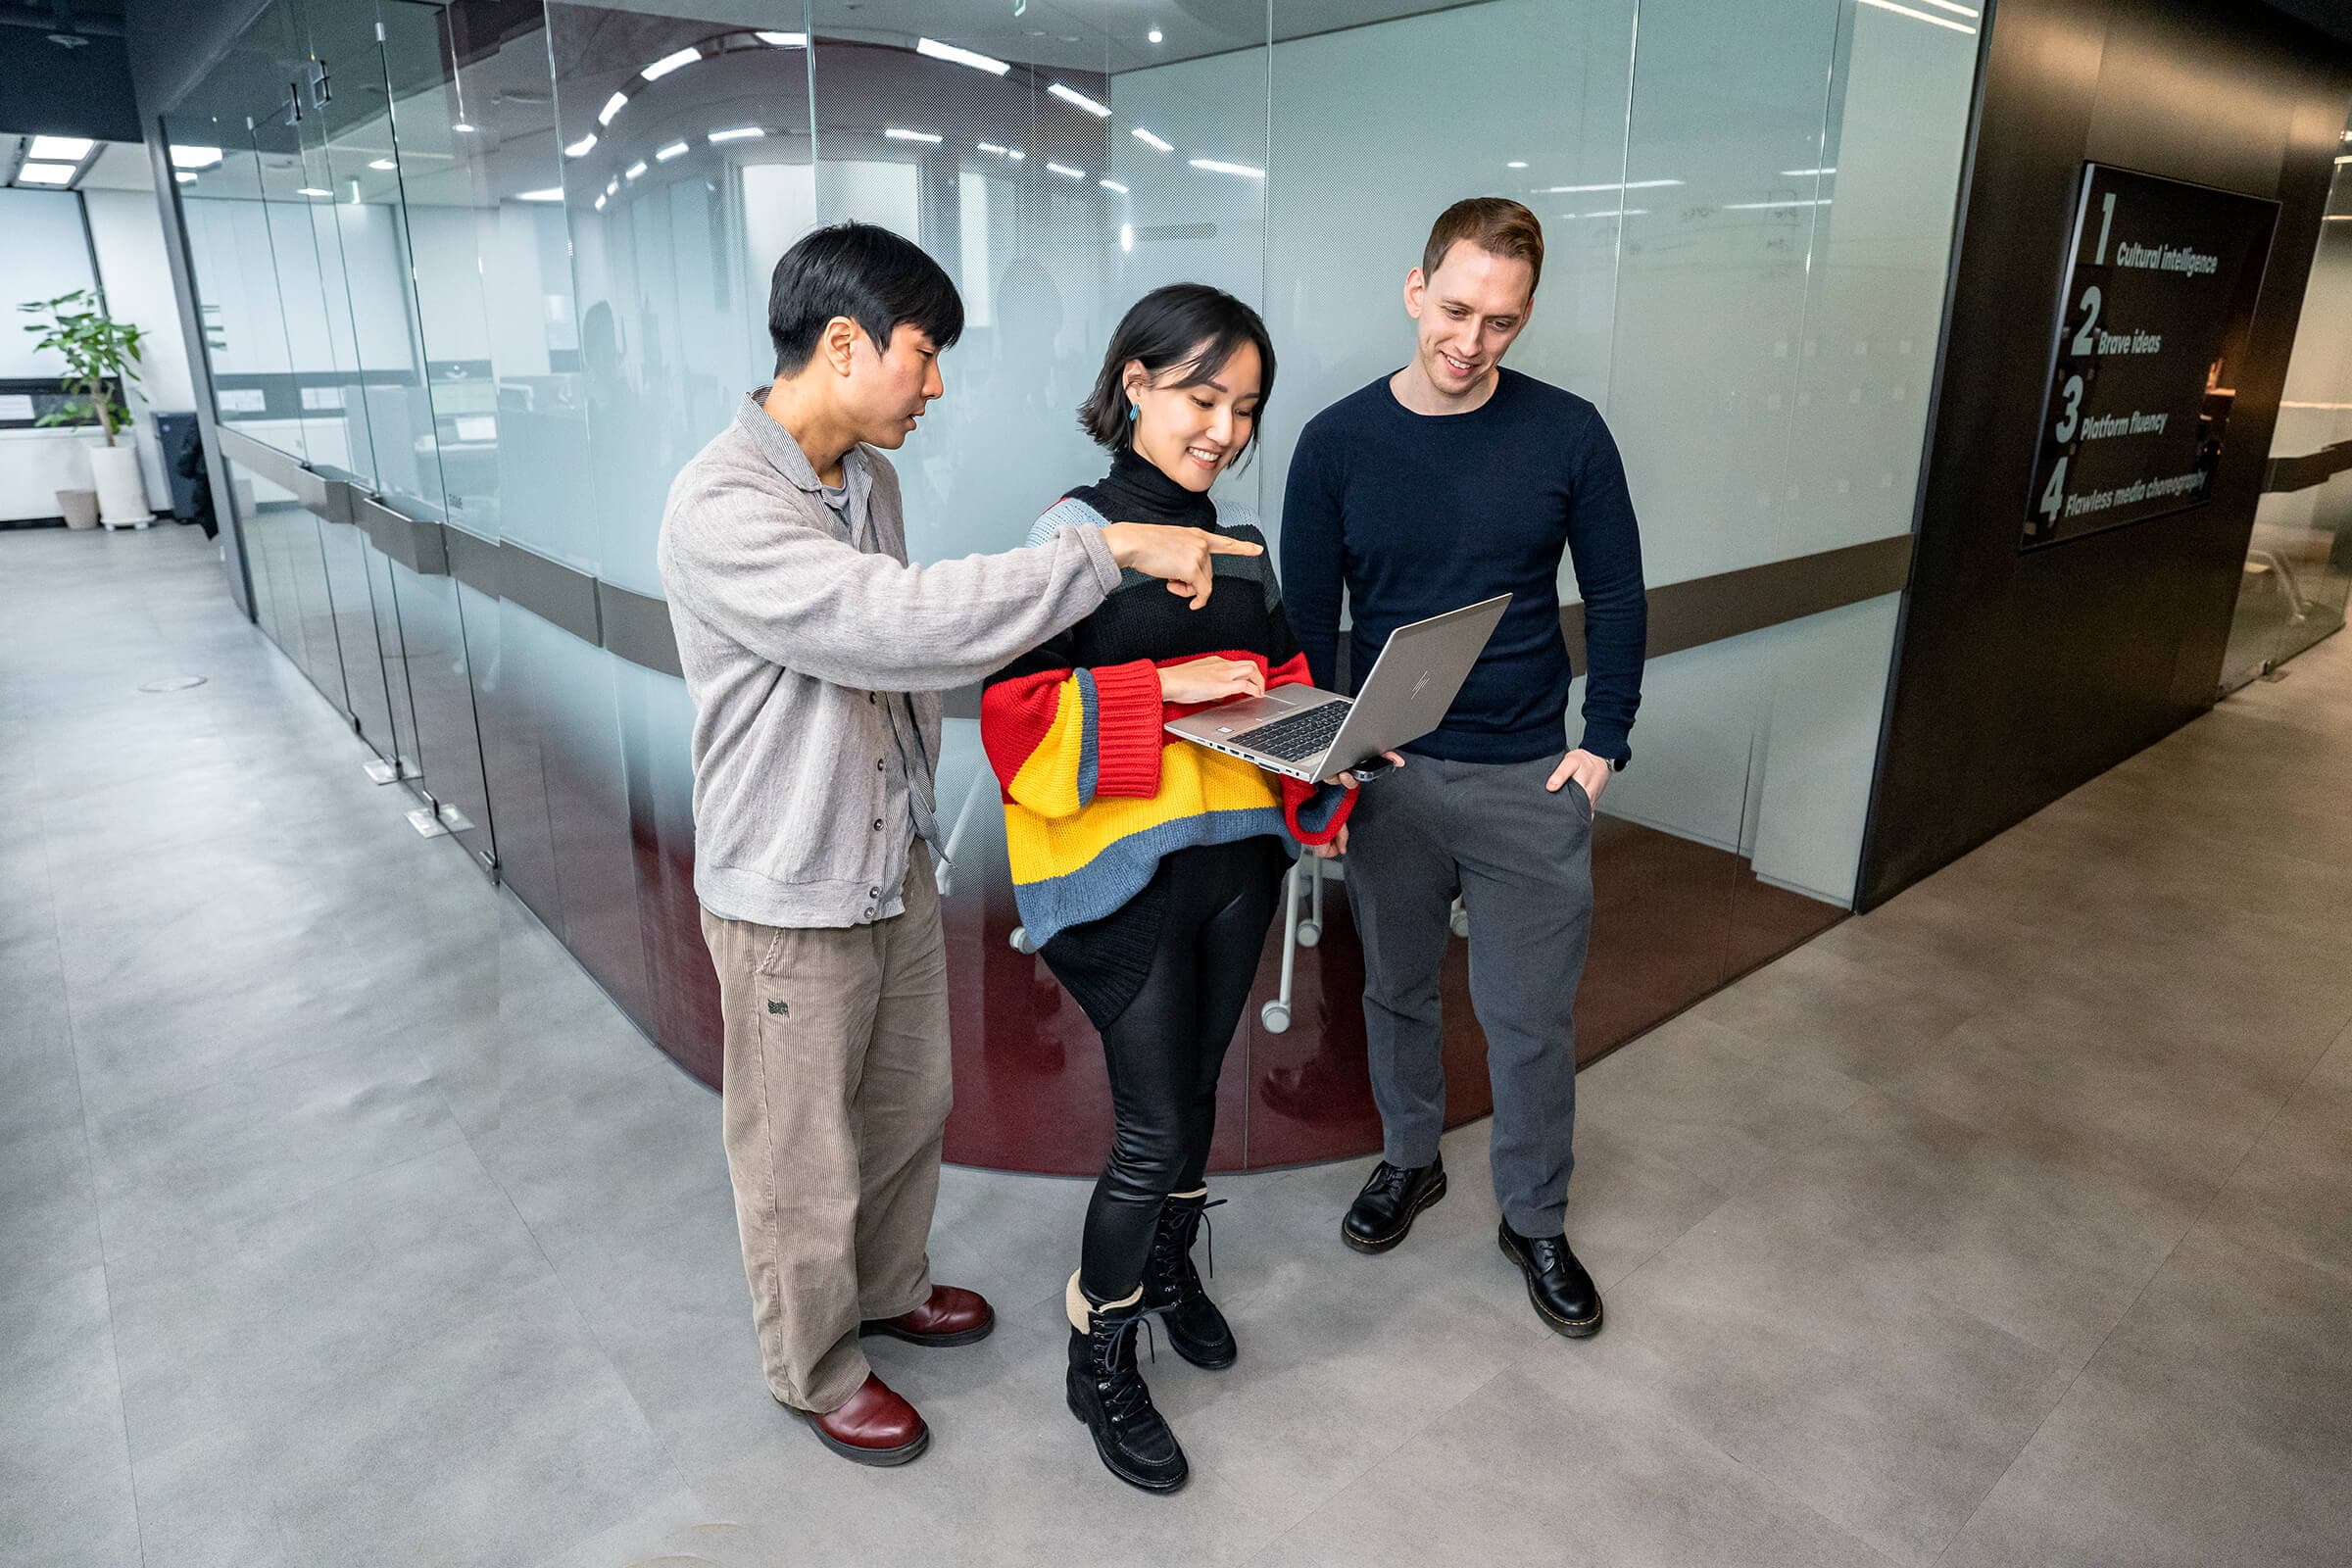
top-left (2093, 191), bottom-right (2116, 266)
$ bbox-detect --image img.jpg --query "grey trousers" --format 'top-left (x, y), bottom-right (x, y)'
top-left (1345, 753), bottom-right (1593, 1238)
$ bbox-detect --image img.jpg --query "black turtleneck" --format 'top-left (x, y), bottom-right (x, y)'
top-left (1069, 443), bottom-right (1219, 530)
top-left (982, 447), bottom-right (1300, 1027)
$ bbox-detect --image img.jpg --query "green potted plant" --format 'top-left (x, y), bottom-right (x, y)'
top-left (18, 288), bottom-right (147, 529)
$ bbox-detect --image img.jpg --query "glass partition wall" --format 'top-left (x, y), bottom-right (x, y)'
top-left (170, 0), bottom-right (1985, 1170)
top-left (2221, 108), bottom-right (2352, 690)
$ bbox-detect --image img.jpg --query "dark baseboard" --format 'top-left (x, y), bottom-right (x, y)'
top-left (0, 512), bottom-right (182, 533)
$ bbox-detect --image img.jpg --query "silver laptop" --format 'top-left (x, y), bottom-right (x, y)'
top-left (1165, 594), bottom-right (1511, 781)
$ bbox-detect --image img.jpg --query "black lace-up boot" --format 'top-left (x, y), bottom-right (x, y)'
top-left (1066, 1280), bottom-right (1190, 1493)
top-left (1143, 1191), bottom-right (1236, 1370)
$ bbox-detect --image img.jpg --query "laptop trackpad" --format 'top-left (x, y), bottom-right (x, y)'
top-left (1202, 692), bottom-right (1309, 732)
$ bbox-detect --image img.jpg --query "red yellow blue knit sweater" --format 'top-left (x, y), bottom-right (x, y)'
top-left (981, 449), bottom-right (1353, 1025)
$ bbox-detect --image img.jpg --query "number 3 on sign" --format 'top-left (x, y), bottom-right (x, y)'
top-left (2054, 374), bottom-right (2084, 442)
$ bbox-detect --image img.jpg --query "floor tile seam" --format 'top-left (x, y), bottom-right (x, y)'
top-left (1234, 1360), bottom-right (1533, 1568)
top-left (67, 965), bottom-right (152, 1568)
top-left (91, 1119), bottom-right (477, 1281)
top-left (113, 1161), bottom-right (592, 1474)
top-left (1929, 1058), bottom-right (2315, 1563)
top-left (96, 1115), bottom-right (469, 1275)
top-left (460, 1086), bottom-right (692, 1502)
top-left (1642, 1087), bottom-right (2148, 1373)
top-left (69, 1022), bottom-right (448, 1142)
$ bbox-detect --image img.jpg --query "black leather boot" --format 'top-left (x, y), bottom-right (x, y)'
top-left (1497, 1220), bottom-right (1602, 1339)
top-left (1342, 1155), bottom-right (1448, 1254)
top-left (1143, 1192), bottom-right (1237, 1370)
top-left (1066, 1282), bottom-right (1190, 1494)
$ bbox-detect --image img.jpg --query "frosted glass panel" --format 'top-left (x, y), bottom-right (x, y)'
top-left (1263, 0), bottom-right (1637, 541)
top-left (0, 191), bottom-right (99, 379)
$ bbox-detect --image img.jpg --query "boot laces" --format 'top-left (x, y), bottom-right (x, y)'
top-left (1092, 1313), bottom-right (1160, 1423)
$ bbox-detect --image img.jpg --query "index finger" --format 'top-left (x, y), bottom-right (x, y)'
top-left (1203, 535), bottom-right (1264, 556)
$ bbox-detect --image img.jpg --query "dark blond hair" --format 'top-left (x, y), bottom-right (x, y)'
top-left (1420, 197), bottom-right (1544, 296)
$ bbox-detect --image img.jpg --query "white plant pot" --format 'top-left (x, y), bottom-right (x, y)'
top-left (90, 442), bottom-right (149, 528)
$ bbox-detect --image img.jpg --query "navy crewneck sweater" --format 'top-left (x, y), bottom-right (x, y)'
top-left (1279, 368), bottom-right (1646, 766)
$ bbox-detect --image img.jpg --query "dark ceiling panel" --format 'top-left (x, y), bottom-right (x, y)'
top-left (0, 24), bottom-right (139, 142)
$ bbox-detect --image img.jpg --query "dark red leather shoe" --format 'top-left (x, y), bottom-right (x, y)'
top-left (788, 1373), bottom-right (930, 1466)
top-left (860, 1285), bottom-right (996, 1348)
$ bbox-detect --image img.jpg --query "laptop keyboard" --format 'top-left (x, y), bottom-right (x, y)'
top-left (1235, 700), bottom-right (1351, 762)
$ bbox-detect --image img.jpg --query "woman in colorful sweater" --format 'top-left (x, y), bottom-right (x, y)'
top-left (981, 285), bottom-right (1369, 1494)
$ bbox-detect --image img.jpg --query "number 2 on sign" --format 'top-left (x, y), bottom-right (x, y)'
top-left (2070, 286), bottom-right (2102, 357)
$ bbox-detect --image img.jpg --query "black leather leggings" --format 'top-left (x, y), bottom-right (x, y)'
top-left (1077, 840), bottom-right (1285, 1301)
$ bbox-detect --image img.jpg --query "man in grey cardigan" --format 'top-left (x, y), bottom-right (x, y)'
top-left (658, 223), bottom-right (1256, 1469)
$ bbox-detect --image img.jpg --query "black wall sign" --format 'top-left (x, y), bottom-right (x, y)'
top-left (2023, 165), bottom-right (2277, 549)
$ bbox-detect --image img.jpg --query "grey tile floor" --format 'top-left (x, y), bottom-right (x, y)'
top-left (4, 522), bottom-right (2349, 1568)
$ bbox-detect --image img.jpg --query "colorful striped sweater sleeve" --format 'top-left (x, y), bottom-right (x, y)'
top-left (979, 498), bottom-right (1355, 948)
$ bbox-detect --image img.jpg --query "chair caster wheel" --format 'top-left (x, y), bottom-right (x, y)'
top-left (1009, 927), bottom-right (1036, 955)
top-left (1298, 921), bottom-right (1321, 949)
top-left (1448, 908), bottom-right (1470, 939)
top-left (1260, 1002), bottom-right (1291, 1033)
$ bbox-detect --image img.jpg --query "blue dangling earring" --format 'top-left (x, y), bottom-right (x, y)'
top-left (1128, 403), bottom-right (1139, 423)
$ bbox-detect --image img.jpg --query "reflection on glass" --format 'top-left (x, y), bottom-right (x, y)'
top-left (164, 0), bottom-right (1983, 1171)
top-left (2222, 122), bottom-right (2352, 688)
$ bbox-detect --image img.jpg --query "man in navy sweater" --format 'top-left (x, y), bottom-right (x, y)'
top-left (1280, 197), bottom-right (1645, 1339)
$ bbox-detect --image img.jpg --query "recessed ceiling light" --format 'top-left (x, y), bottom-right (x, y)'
top-left (174, 172), bottom-right (196, 184)
top-left (885, 127), bottom-right (942, 143)
top-left (17, 163), bottom-right (77, 185)
top-left (1148, 27), bottom-right (1163, 44)
top-left (709, 126), bottom-right (763, 143)
top-left (1046, 161), bottom-right (1084, 180)
top-left (1507, 161), bottom-right (1527, 170)
top-left (640, 46), bottom-right (701, 82)
top-left (916, 38), bottom-right (1009, 75)
top-left (1537, 178), bottom-right (1683, 193)
top-left (1100, 178), bottom-right (1128, 194)
top-left (598, 92), bottom-right (628, 125)
top-left (756, 31), bottom-right (806, 48)
top-left (655, 140), bottom-right (688, 162)
top-left (27, 135), bottom-right (93, 162)
top-left (1188, 158), bottom-right (1263, 179)
top-left (296, 186), bottom-right (331, 196)
top-left (1048, 82), bottom-right (1111, 119)
top-left (624, 161), bottom-right (647, 180)
top-left (1131, 127), bottom-right (1173, 153)
top-left (515, 187), bottom-right (563, 202)
top-left (169, 144), bottom-right (222, 170)
top-left (564, 134), bottom-right (597, 158)
top-left (369, 158), bottom-right (397, 171)
top-left (452, 122), bottom-right (476, 133)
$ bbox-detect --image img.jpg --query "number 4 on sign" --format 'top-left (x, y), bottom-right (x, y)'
top-left (2040, 457), bottom-right (2069, 522)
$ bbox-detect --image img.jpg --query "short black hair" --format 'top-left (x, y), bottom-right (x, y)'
top-left (1078, 283), bottom-right (1276, 459)
top-left (767, 222), bottom-right (964, 376)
